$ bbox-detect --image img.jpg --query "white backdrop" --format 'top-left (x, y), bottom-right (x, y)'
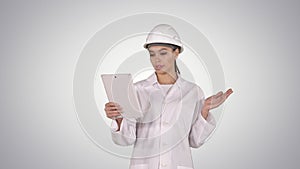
top-left (0, 1), bottom-right (299, 169)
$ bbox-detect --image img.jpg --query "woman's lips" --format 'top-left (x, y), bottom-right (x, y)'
top-left (155, 65), bottom-right (164, 70)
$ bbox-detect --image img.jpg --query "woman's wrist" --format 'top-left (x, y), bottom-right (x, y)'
top-left (201, 109), bottom-right (209, 120)
top-left (115, 118), bottom-right (123, 131)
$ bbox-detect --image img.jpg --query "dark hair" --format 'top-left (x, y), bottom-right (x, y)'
top-left (175, 60), bottom-right (180, 74)
top-left (171, 45), bottom-right (181, 75)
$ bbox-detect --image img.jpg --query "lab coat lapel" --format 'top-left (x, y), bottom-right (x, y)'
top-left (144, 72), bottom-right (183, 103)
top-left (164, 75), bottom-right (183, 103)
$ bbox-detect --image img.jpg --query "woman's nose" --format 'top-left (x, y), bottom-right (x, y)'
top-left (157, 54), bottom-right (163, 60)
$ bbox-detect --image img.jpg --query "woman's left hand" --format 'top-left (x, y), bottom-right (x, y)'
top-left (201, 88), bottom-right (233, 119)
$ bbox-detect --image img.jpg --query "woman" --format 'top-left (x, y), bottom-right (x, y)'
top-left (105, 24), bottom-right (233, 169)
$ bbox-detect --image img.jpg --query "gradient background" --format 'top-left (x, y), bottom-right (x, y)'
top-left (1, 0), bottom-right (299, 169)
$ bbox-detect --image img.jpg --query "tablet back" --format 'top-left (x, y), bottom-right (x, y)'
top-left (101, 74), bottom-right (143, 119)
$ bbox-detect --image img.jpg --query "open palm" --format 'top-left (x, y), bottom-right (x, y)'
top-left (202, 88), bottom-right (233, 118)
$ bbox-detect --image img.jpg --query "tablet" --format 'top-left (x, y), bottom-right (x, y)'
top-left (101, 74), bottom-right (143, 119)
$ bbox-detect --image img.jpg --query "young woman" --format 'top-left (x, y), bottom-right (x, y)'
top-left (105, 24), bottom-right (233, 169)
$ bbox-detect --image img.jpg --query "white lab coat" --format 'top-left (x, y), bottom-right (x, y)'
top-left (111, 73), bottom-right (216, 169)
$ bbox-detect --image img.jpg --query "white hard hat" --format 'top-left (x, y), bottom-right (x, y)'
top-left (144, 24), bottom-right (184, 53)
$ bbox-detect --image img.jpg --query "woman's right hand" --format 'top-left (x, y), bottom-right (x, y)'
top-left (104, 102), bottom-right (123, 120)
top-left (104, 102), bottom-right (123, 131)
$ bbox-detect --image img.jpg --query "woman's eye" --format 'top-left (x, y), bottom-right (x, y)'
top-left (160, 52), bottom-right (167, 55)
top-left (150, 54), bottom-right (154, 57)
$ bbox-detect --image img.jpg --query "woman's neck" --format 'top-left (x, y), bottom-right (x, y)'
top-left (156, 71), bottom-right (178, 84)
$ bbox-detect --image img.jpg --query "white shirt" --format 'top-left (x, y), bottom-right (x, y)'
top-left (157, 83), bottom-right (173, 96)
top-left (111, 73), bottom-right (216, 169)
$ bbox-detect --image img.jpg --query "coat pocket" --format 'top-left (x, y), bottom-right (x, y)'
top-left (130, 164), bottom-right (148, 169)
top-left (177, 166), bottom-right (193, 169)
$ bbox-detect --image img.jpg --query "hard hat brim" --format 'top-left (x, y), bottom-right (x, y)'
top-left (143, 42), bottom-right (184, 53)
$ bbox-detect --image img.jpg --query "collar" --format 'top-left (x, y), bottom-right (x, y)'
top-left (145, 72), bottom-right (183, 89)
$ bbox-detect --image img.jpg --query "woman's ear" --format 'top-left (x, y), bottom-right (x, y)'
top-left (174, 48), bottom-right (180, 59)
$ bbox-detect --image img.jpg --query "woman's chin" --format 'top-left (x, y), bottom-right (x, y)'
top-left (155, 70), bottom-right (168, 75)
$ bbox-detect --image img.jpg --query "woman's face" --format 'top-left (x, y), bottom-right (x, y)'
top-left (148, 45), bottom-right (179, 75)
